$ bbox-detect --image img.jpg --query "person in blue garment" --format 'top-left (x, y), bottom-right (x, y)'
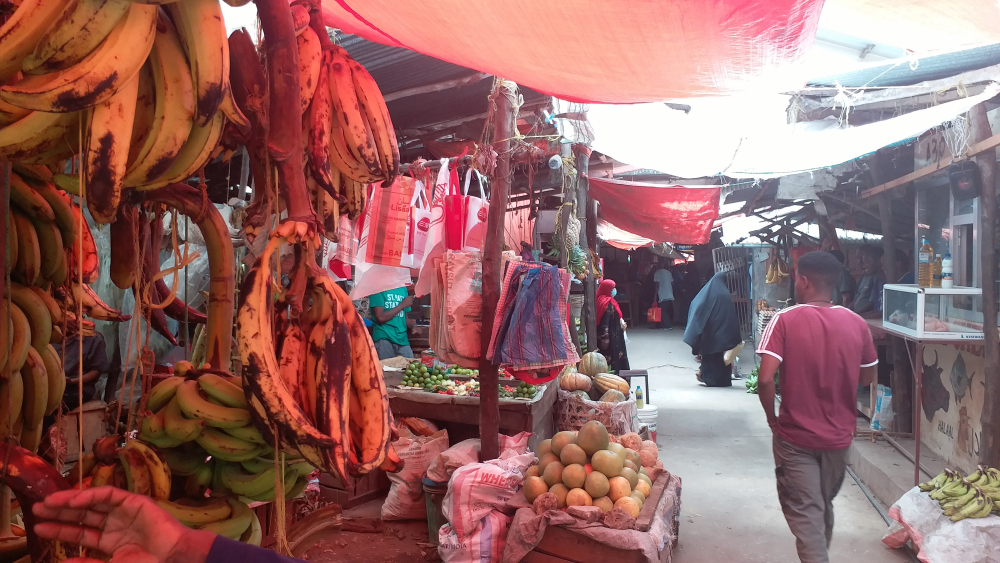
top-left (33, 487), bottom-right (305, 563)
top-left (369, 285), bottom-right (415, 359)
top-left (893, 248), bottom-right (916, 284)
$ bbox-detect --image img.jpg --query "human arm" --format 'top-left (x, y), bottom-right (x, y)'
top-left (840, 292), bottom-right (853, 310)
top-left (373, 296), bottom-right (413, 325)
top-left (756, 354), bottom-right (780, 429)
top-left (858, 323), bottom-right (879, 387)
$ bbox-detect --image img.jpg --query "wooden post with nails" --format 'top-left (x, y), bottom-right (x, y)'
top-left (479, 80), bottom-right (516, 461)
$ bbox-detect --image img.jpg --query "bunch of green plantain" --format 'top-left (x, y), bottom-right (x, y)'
top-left (920, 466), bottom-right (1000, 521)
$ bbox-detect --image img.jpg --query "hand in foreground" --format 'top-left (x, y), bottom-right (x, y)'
top-left (32, 487), bottom-right (215, 563)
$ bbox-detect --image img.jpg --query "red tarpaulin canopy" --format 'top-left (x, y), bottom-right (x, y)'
top-left (320, 0), bottom-right (825, 103)
top-left (587, 177), bottom-right (720, 245)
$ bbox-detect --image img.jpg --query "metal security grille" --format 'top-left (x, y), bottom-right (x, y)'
top-left (713, 247), bottom-right (754, 340)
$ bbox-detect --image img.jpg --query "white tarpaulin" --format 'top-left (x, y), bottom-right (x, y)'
top-left (589, 82), bottom-right (1000, 179)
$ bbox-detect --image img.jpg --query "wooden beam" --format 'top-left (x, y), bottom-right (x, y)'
top-left (862, 131), bottom-right (1000, 198)
top-left (972, 104), bottom-right (1000, 468)
top-left (576, 146), bottom-right (597, 352)
top-left (383, 73), bottom-right (490, 103)
top-left (478, 80), bottom-right (516, 462)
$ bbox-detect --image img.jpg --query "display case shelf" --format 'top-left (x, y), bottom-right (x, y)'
top-left (882, 284), bottom-right (984, 340)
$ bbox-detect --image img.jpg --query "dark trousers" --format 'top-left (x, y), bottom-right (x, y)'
top-left (657, 299), bottom-right (674, 328)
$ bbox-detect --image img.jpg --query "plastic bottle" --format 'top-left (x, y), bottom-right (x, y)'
top-left (932, 257), bottom-right (943, 287)
top-left (635, 385), bottom-right (644, 410)
top-left (941, 253), bottom-right (954, 289)
top-left (918, 239), bottom-right (935, 287)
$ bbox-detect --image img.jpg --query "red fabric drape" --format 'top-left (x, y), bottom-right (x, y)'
top-left (587, 177), bottom-right (720, 245)
top-left (320, 0), bottom-right (825, 103)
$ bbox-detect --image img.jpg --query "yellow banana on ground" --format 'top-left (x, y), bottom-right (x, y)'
top-left (197, 373), bottom-right (247, 409)
top-left (195, 427), bottom-right (261, 462)
top-left (328, 46), bottom-right (382, 178)
top-left (9, 172), bottom-right (55, 222)
top-left (165, 0), bottom-right (228, 125)
top-left (201, 498), bottom-right (251, 540)
top-left (123, 12), bottom-right (195, 187)
top-left (350, 58), bottom-right (399, 186)
top-left (0, 371), bottom-right (24, 438)
top-left (163, 396), bottom-right (205, 442)
top-left (23, 0), bottom-right (132, 75)
top-left (12, 212), bottom-right (41, 286)
top-left (0, 0), bottom-right (74, 81)
top-left (10, 283), bottom-right (52, 350)
top-left (175, 380), bottom-right (251, 429)
top-left (140, 109), bottom-right (224, 190)
top-left (297, 25), bottom-right (322, 115)
top-left (118, 446), bottom-right (152, 496)
top-left (40, 344), bottom-right (65, 416)
top-left (125, 440), bottom-right (171, 500)
top-left (156, 497), bottom-right (232, 527)
top-left (7, 304), bottom-right (31, 372)
top-left (85, 68), bottom-right (141, 223)
top-left (0, 110), bottom-right (80, 162)
top-left (0, 2), bottom-right (156, 113)
top-left (20, 348), bottom-right (48, 431)
top-left (147, 375), bottom-right (184, 413)
top-left (31, 219), bottom-right (64, 281)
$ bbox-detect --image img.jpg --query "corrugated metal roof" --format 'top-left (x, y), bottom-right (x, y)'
top-left (807, 43), bottom-right (1000, 88)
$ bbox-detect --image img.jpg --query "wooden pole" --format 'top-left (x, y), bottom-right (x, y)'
top-left (575, 146), bottom-right (597, 350)
top-left (479, 80), bottom-right (516, 462)
top-left (971, 103), bottom-right (1000, 467)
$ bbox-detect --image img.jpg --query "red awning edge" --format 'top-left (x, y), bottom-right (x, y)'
top-left (587, 177), bottom-right (721, 245)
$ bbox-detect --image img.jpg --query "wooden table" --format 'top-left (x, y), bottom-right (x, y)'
top-left (386, 374), bottom-right (558, 450)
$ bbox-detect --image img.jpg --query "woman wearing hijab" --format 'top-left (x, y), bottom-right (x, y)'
top-left (596, 279), bottom-right (630, 371)
top-left (683, 272), bottom-right (741, 387)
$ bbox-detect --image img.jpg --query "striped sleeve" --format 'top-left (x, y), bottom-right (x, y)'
top-left (756, 312), bottom-right (785, 363)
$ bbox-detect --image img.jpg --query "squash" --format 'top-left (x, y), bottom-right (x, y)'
top-left (594, 373), bottom-right (629, 394)
top-left (578, 352), bottom-right (609, 377)
top-left (600, 389), bottom-right (626, 402)
top-left (560, 368), bottom-right (592, 392)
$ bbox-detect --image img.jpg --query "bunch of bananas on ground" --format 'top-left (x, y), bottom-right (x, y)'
top-left (237, 221), bottom-right (401, 482)
top-left (0, 0), bottom-right (248, 224)
top-left (920, 466), bottom-right (1000, 521)
top-left (236, 3), bottom-right (399, 241)
top-left (765, 255), bottom-right (790, 285)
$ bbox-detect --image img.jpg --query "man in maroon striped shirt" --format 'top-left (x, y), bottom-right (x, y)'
top-left (756, 251), bottom-right (878, 563)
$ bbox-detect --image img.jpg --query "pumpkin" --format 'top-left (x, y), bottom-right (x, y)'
top-left (594, 373), bottom-right (629, 394)
top-left (578, 352), bottom-right (609, 377)
top-left (600, 389), bottom-right (626, 402)
top-left (560, 368), bottom-right (592, 392)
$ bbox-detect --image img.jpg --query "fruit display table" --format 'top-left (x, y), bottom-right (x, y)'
top-left (386, 375), bottom-right (558, 450)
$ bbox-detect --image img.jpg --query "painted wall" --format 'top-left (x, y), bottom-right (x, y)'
top-left (919, 343), bottom-right (985, 473)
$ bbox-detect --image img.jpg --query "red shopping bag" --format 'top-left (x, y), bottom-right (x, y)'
top-left (647, 305), bottom-right (662, 323)
top-left (444, 168), bottom-right (466, 251)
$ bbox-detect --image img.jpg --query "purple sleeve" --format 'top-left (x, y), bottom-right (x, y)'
top-left (207, 536), bottom-right (306, 563)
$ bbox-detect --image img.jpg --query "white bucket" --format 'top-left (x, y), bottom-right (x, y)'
top-left (637, 404), bottom-right (658, 442)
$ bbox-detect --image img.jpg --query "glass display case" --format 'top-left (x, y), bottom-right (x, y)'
top-left (882, 284), bottom-right (984, 340)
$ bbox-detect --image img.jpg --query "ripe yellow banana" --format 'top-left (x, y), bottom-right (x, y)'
top-left (314, 289), bottom-right (351, 481)
top-left (23, 0), bottom-right (132, 75)
top-left (197, 373), bottom-right (247, 409)
top-left (350, 58), bottom-right (399, 186)
top-left (277, 319), bottom-right (307, 413)
top-left (0, 301), bottom-right (8, 372)
top-left (290, 3), bottom-right (310, 34)
top-left (85, 68), bottom-right (140, 223)
top-left (328, 46), bottom-right (382, 177)
top-left (329, 116), bottom-right (380, 184)
top-left (10, 283), bottom-right (52, 350)
top-left (201, 497), bottom-right (252, 540)
top-left (20, 348), bottom-right (48, 431)
top-left (302, 294), bottom-right (333, 425)
top-left (163, 396), bottom-right (205, 442)
top-left (0, 2), bottom-right (157, 113)
top-left (123, 13), bottom-right (195, 187)
top-left (12, 212), bottom-right (41, 285)
top-left (31, 219), bottom-right (64, 281)
top-left (125, 440), bottom-right (171, 500)
top-left (139, 408), bottom-right (183, 449)
top-left (297, 26), bottom-right (322, 115)
top-left (147, 376), bottom-right (184, 413)
top-left (0, 0), bottom-right (74, 81)
top-left (0, 110), bottom-right (80, 161)
top-left (0, 96), bottom-right (31, 127)
top-left (89, 464), bottom-right (115, 488)
top-left (140, 109), bottom-right (224, 191)
top-left (175, 380), bottom-right (251, 429)
top-left (9, 172), bottom-right (55, 222)
top-left (39, 344), bottom-right (65, 416)
top-left (0, 371), bottom-right (24, 438)
top-left (307, 55), bottom-right (340, 201)
top-left (195, 427), bottom-right (261, 462)
top-left (118, 446), bottom-right (152, 496)
top-left (165, 0), bottom-right (228, 125)
top-left (24, 176), bottom-right (78, 245)
top-left (155, 497), bottom-right (231, 527)
top-left (7, 304), bottom-right (31, 372)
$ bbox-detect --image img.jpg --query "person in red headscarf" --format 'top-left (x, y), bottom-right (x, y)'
top-left (596, 279), bottom-right (630, 371)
